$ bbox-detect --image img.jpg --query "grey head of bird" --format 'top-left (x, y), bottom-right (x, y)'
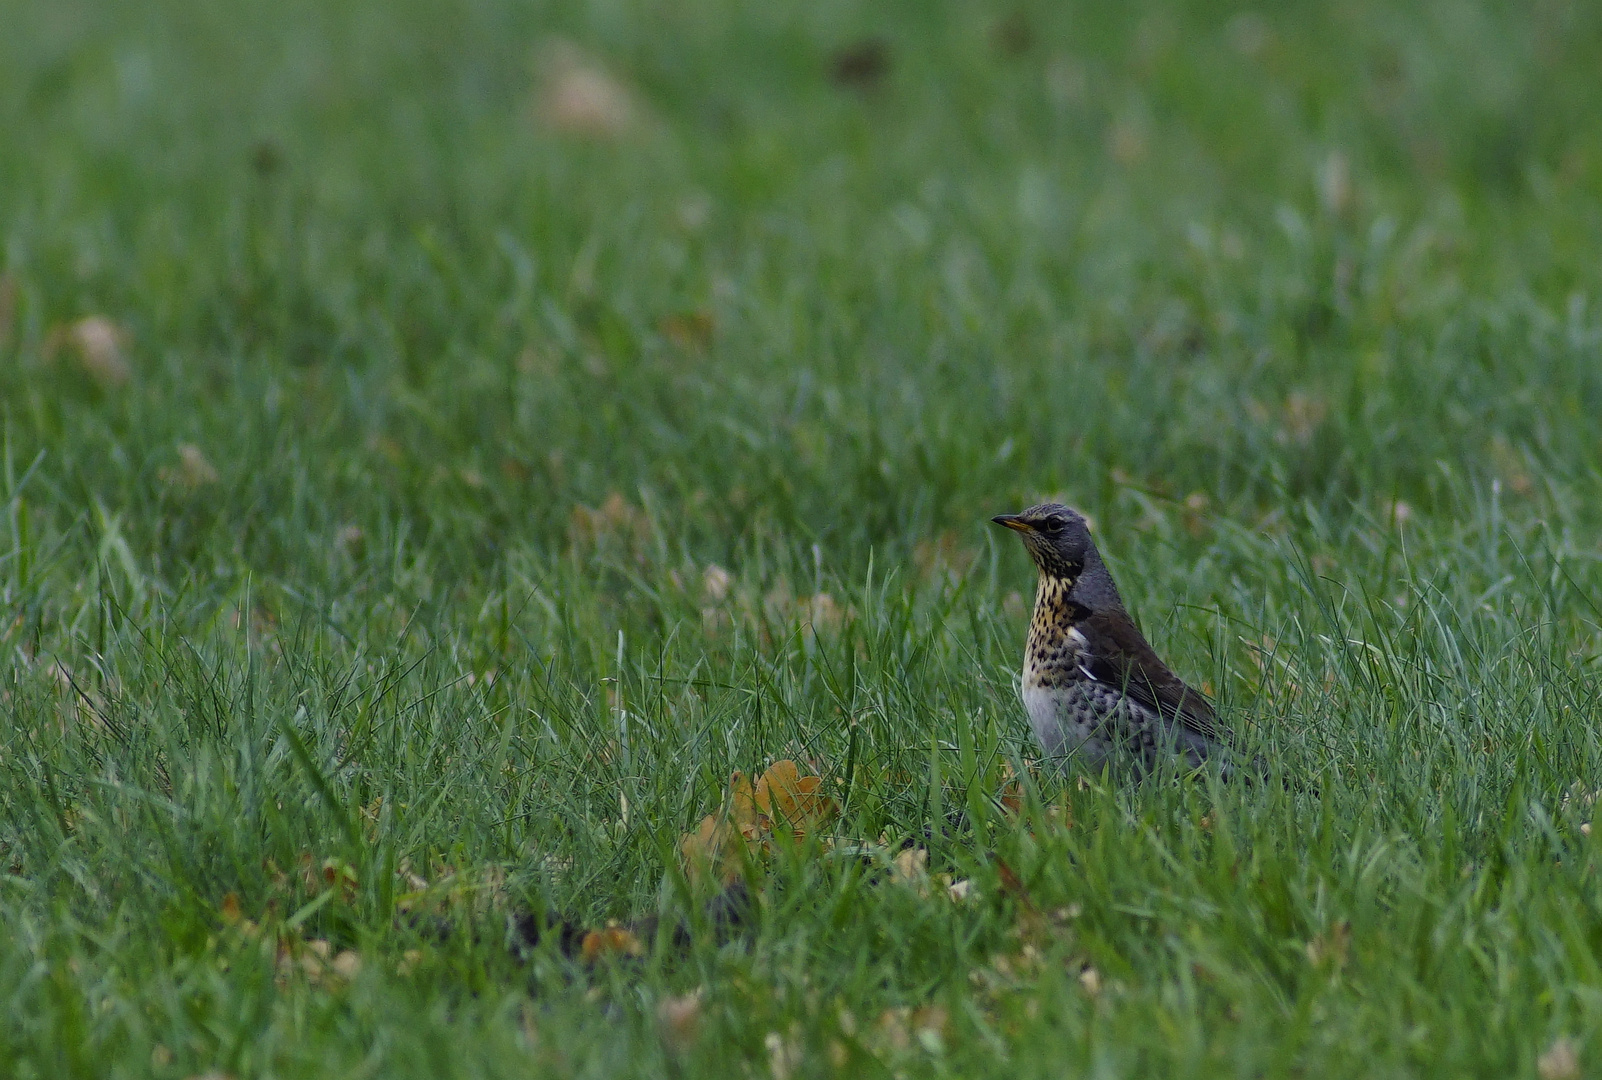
top-left (990, 502), bottom-right (1124, 613)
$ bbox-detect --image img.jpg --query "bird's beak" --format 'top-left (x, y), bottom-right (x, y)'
top-left (991, 514), bottom-right (1032, 533)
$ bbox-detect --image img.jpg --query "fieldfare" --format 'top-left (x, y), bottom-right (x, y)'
top-left (992, 503), bottom-right (1240, 777)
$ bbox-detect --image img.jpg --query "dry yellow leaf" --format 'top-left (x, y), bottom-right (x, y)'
top-left (729, 770), bottom-right (760, 837)
top-left (892, 847), bottom-right (929, 894)
top-left (678, 761), bottom-right (835, 886)
top-left (678, 812), bottom-right (739, 888)
top-left (754, 760), bottom-right (837, 840)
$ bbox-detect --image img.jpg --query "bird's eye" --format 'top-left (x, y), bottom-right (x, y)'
top-left (1044, 518), bottom-right (1065, 533)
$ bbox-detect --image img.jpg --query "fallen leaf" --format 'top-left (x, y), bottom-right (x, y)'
top-left (800, 593), bottom-right (846, 635)
top-left (998, 778), bottom-right (1024, 817)
top-left (1304, 920), bottom-right (1351, 969)
top-left (321, 858), bottom-right (359, 902)
top-left (657, 989), bottom-right (704, 1054)
top-left (754, 760), bottom-right (838, 840)
top-left (330, 950), bottom-right (361, 980)
top-left (911, 1004), bottom-right (948, 1053)
top-left (1539, 1037), bottom-right (1580, 1080)
top-left (913, 532), bottom-right (976, 581)
top-left (177, 444), bottom-right (220, 488)
top-left (535, 40), bottom-right (639, 138)
top-left (569, 491), bottom-right (653, 549)
top-left (765, 1029), bottom-right (800, 1080)
top-left (995, 858), bottom-right (1029, 902)
top-left (702, 564), bottom-right (732, 602)
top-left (581, 925), bottom-right (643, 962)
top-left (66, 315), bottom-right (131, 387)
top-left (891, 847), bottom-right (928, 892)
top-left (729, 770), bottom-right (760, 837)
top-left (872, 1005), bottom-right (945, 1055)
top-left (876, 1007), bottom-right (912, 1051)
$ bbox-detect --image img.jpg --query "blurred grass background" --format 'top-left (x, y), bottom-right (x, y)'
top-left (4, 0), bottom-right (1602, 1076)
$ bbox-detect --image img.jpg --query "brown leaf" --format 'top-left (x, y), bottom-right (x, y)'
top-left (219, 892), bottom-right (242, 923)
top-left (995, 858), bottom-right (1030, 903)
top-left (581, 925), bottom-right (643, 962)
top-left (998, 761), bottom-right (1024, 816)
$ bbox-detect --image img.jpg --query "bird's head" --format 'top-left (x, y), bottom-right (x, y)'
top-left (991, 503), bottom-right (1096, 581)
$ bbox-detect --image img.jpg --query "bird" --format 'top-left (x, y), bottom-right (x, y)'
top-left (992, 502), bottom-right (1240, 777)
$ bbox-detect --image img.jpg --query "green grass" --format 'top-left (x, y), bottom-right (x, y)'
top-left (5, 0), bottom-right (1602, 1075)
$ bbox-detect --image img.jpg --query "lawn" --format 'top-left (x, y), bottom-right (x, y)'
top-left (4, 0), bottom-right (1602, 1075)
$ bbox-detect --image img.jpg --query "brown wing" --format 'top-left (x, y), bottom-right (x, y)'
top-left (1079, 610), bottom-right (1230, 746)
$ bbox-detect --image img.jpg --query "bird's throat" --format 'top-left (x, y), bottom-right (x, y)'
top-left (1024, 573), bottom-right (1089, 686)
